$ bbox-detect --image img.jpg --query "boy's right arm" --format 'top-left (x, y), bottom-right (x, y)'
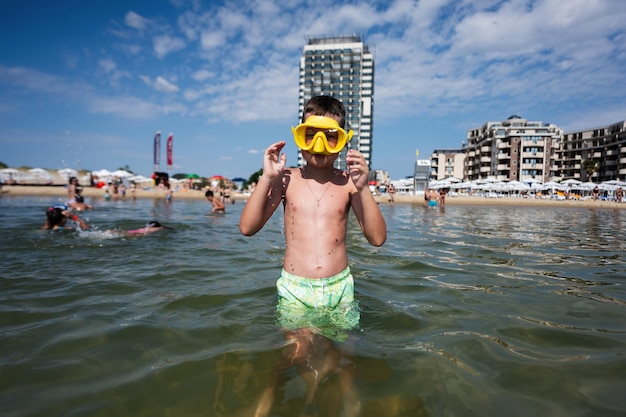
top-left (239, 141), bottom-right (286, 236)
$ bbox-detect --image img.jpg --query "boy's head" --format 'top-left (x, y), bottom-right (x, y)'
top-left (46, 207), bottom-right (66, 227)
top-left (205, 190), bottom-right (214, 199)
top-left (293, 96), bottom-right (353, 155)
top-left (302, 95), bottom-right (346, 128)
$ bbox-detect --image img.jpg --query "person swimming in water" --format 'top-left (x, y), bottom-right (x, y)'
top-left (43, 207), bottom-right (170, 236)
top-left (126, 221), bottom-right (172, 235)
top-left (42, 206), bottom-right (89, 231)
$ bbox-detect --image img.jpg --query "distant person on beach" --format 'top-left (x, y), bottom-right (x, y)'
top-left (424, 188), bottom-right (438, 207)
top-left (439, 188), bottom-right (447, 207)
top-left (42, 206), bottom-right (89, 231)
top-left (205, 190), bottom-right (225, 213)
top-left (592, 186), bottom-right (600, 201)
top-left (67, 176), bottom-right (79, 205)
top-left (239, 95), bottom-right (386, 416)
top-left (388, 183), bottom-right (395, 204)
top-left (68, 187), bottom-right (93, 211)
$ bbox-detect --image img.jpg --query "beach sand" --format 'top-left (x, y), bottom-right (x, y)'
top-left (2, 185), bottom-right (624, 209)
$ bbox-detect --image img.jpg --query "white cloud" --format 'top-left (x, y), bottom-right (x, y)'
top-left (98, 58), bottom-right (131, 87)
top-left (199, 30), bottom-right (226, 50)
top-left (191, 69), bottom-right (213, 82)
top-left (154, 76), bottom-right (179, 93)
top-left (139, 75), bottom-right (180, 93)
top-left (153, 35), bottom-right (186, 58)
top-left (125, 11), bottom-right (150, 31)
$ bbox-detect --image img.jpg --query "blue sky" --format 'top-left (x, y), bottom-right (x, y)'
top-left (1, 0), bottom-right (625, 180)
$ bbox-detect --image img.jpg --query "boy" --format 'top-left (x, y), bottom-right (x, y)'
top-left (43, 206), bottom-right (89, 231)
top-left (205, 190), bottom-right (225, 213)
top-left (239, 95), bottom-right (386, 415)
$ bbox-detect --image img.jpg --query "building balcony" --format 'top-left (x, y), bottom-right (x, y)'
top-left (480, 166), bottom-right (491, 173)
top-left (522, 152), bottom-right (544, 158)
top-left (481, 146), bottom-right (491, 152)
top-left (497, 164), bottom-right (509, 170)
top-left (480, 156), bottom-right (491, 163)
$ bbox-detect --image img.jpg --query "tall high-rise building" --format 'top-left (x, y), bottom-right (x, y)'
top-left (297, 35), bottom-right (374, 170)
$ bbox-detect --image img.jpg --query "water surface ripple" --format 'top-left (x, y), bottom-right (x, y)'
top-left (1, 196), bottom-right (624, 416)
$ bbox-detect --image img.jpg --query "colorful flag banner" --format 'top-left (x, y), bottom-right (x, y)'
top-left (166, 133), bottom-right (173, 171)
top-left (153, 131), bottom-right (161, 172)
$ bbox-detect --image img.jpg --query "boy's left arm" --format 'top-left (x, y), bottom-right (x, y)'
top-left (347, 150), bottom-right (386, 247)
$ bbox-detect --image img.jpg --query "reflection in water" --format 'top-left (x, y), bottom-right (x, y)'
top-left (213, 342), bottom-right (428, 417)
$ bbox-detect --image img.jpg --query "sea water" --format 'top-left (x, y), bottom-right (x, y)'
top-left (1, 195), bottom-right (625, 417)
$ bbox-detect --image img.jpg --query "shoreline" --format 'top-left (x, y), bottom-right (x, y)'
top-left (2, 185), bottom-right (625, 209)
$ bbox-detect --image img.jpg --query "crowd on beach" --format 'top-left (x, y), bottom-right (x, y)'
top-left (39, 173), bottom-right (238, 233)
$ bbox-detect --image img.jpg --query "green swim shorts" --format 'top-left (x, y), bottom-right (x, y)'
top-left (276, 266), bottom-right (360, 341)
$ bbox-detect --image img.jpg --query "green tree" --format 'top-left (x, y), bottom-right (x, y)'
top-left (582, 159), bottom-right (598, 182)
top-left (0, 161), bottom-right (7, 169)
top-left (118, 165), bottom-right (135, 174)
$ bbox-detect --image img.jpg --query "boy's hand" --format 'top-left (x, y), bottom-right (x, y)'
top-left (346, 149), bottom-right (369, 191)
top-left (262, 141), bottom-right (286, 180)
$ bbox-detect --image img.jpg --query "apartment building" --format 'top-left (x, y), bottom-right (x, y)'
top-left (297, 35), bottom-right (374, 170)
top-left (463, 115), bottom-right (563, 182)
top-left (429, 149), bottom-right (466, 180)
top-left (429, 117), bottom-right (626, 184)
top-left (553, 120), bottom-right (626, 183)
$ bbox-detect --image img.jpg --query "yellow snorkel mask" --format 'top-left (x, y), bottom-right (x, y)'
top-left (292, 116), bottom-right (353, 155)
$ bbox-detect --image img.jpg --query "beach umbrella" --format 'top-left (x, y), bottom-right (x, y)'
top-left (111, 169), bottom-right (133, 178)
top-left (57, 168), bottom-right (78, 180)
top-left (523, 178), bottom-right (542, 184)
top-left (92, 169), bottom-right (111, 177)
top-left (28, 168), bottom-right (51, 177)
top-left (0, 168), bottom-right (23, 181)
top-left (185, 173), bottom-right (201, 179)
top-left (602, 180), bottom-right (626, 187)
top-left (28, 168), bottom-right (53, 183)
top-left (541, 181), bottom-right (561, 190)
top-left (562, 179), bottom-right (582, 186)
top-left (578, 181), bottom-right (596, 190)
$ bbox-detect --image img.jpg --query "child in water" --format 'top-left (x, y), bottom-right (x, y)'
top-left (43, 206), bottom-right (169, 236)
top-left (42, 206), bottom-right (89, 231)
top-left (239, 95), bottom-right (386, 416)
top-left (205, 190), bottom-right (225, 213)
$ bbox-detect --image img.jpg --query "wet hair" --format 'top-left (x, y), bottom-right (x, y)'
top-left (205, 190), bottom-right (214, 197)
top-left (146, 221), bottom-right (172, 229)
top-left (69, 176), bottom-right (77, 184)
top-left (46, 207), bottom-right (65, 228)
top-left (302, 95), bottom-right (346, 128)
